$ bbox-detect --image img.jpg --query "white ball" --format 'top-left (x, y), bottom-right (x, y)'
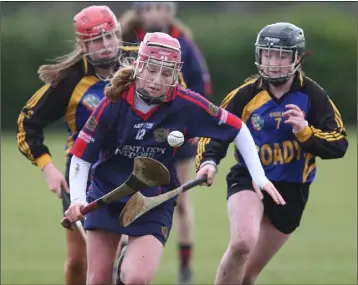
top-left (167, 131), bottom-right (184, 147)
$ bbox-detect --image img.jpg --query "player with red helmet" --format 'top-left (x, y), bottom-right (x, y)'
top-left (65, 31), bottom-right (284, 285)
top-left (133, 32), bottom-right (183, 104)
top-left (74, 5), bottom-right (122, 67)
top-left (16, 5), bottom-right (126, 285)
top-left (119, 4), bottom-right (213, 282)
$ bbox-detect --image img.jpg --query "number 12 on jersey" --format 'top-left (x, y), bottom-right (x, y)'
top-left (136, 129), bottom-right (146, 140)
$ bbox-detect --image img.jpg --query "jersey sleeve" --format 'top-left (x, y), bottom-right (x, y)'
top-left (195, 88), bottom-right (241, 170)
top-left (294, 83), bottom-right (348, 159)
top-left (178, 88), bottom-right (241, 152)
top-left (16, 75), bottom-right (77, 169)
top-left (195, 82), bottom-right (256, 171)
top-left (71, 98), bottom-right (114, 163)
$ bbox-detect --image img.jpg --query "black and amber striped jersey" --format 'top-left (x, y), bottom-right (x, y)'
top-left (16, 57), bottom-right (110, 169)
top-left (17, 52), bottom-right (188, 170)
top-left (196, 72), bottom-right (348, 183)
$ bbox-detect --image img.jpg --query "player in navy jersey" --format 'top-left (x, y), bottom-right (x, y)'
top-left (119, 4), bottom-right (213, 281)
top-left (16, 6), bottom-right (125, 285)
top-left (196, 22), bottom-right (348, 285)
top-left (64, 32), bottom-right (285, 285)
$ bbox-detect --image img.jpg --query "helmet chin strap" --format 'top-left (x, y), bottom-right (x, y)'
top-left (85, 47), bottom-right (123, 69)
top-left (86, 55), bottom-right (118, 69)
top-left (136, 88), bottom-right (166, 105)
top-left (265, 76), bottom-right (291, 87)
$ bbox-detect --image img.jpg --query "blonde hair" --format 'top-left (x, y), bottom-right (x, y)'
top-left (38, 43), bottom-right (83, 86)
top-left (105, 65), bottom-right (134, 101)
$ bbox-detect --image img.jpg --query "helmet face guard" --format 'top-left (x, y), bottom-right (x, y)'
top-left (134, 32), bottom-right (183, 104)
top-left (255, 45), bottom-right (300, 86)
top-left (74, 6), bottom-right (122, 67)
top-left (80, 29), bottom-right (122, 67)
top-left (254, 22), bottom-right (306, 86)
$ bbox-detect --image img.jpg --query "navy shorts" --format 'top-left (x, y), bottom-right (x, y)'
top-left (175, 141), bottom-right (197, 162)
top-left (84, 191), bottom-right (175, 246)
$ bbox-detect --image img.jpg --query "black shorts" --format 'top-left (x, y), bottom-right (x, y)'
top-left (226, 165), bottom-right (310, 234)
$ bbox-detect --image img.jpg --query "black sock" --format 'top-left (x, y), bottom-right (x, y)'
top-left (178, 243), bottom-right (193, 268)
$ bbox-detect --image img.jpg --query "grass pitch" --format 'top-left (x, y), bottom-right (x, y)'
top-left (1, 130), bottom-right (356, 284)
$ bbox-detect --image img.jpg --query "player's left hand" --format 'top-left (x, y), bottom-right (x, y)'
top-left (253, 181), bottom-right (286, 206)
top-left (283, 104), bottom-right (307, 133)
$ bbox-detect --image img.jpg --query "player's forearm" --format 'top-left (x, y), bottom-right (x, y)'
top-left (196, 139), bottom-right (229, 171)
top-left (295, 125), bottom-right (349, 159)
top-left (69, 155), bottom-right (91, 204)
top-left (17, 114), bottom-right (52, 167)
top-left (234, 122), bottom-right (269, 188)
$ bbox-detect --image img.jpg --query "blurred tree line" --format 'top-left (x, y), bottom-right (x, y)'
top-left (2, 2), bottom-right (356, 130)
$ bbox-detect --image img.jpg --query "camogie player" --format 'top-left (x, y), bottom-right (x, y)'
top-left (16, 5), bottom-right (125, 285)
top-left (64, 32), bottom-right (285, 285)
top-left (196, 22), bottom-right (348, 285)
top-left (119, 2), bottom-right (212, 282)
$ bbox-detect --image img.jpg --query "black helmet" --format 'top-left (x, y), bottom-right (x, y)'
top-left (255, 22), bottom-right (306, 86)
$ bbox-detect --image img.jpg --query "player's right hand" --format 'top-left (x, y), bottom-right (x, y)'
top-left (252, 181), bottom-right (286, 205)
top-left (65, 202), bottom-right (88, 223)
top-left (42, 162), bottom-right (69, 198)
top-left (196, 163), bottom-right (216, 186)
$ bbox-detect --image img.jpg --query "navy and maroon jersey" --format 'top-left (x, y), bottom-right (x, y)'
top-left (71, 83), bottom-right (241, 201)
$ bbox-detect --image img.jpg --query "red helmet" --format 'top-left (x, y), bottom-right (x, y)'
top-left (74, 6), bottom-right (122, 67)
top-left (74, 5), bottom-right (120, 39)
top-left (134, 32), bottom-right (183, 104)
top-left (138, 32), bottom-right (181, 64)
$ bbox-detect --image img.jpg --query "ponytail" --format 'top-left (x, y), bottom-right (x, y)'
top-left (38, 45), bottom-right (83, 85)
top-left (105, 66), bottom-right (134, 101)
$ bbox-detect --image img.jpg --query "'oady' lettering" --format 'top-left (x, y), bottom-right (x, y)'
top-left (256, 140), bottom-right (301, 166)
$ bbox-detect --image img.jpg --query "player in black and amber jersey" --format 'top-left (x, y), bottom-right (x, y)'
top-left (16, 6), bottom-right (126, 285)
top-left (196, 22), bottom-right (348, 285)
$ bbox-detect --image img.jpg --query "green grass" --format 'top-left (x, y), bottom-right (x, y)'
top-left (1, 130), bottom-right (357, 284)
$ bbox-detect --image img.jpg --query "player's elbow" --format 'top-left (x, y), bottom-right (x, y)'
top-left (321, 138), bottom-right (349, 159)
top-left (336, 138), bottom-right (349, 158)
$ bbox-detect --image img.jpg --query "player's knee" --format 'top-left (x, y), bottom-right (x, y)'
top-left (229, 236), bottom-right (256, 260)
top-left (87, 269), bottom-right (112, 285)
top-left (65, 256), bottom-right (86, 274)
top-left (120, 269), bottom-right (153, 285)
top-left (65, 229), bottom-right (86, 272)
